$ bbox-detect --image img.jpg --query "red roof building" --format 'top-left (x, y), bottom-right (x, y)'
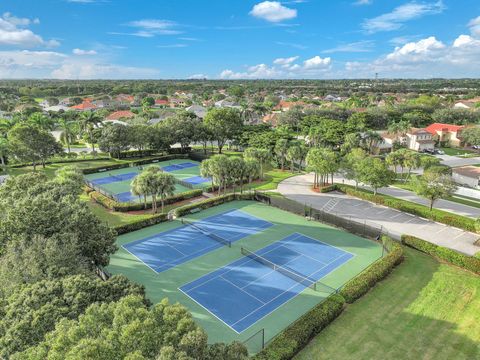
top-left (106, 110), bottom-right (136, 121)
top-left (70, 102), bottom-right (97, 111)
top-left (155, 99), bottom-right (169, 106)
top-left (425, 123), bottom-right (465, 147)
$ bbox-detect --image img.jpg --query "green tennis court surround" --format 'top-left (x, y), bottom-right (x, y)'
top-left (107, 200), bottom-right (383, 353)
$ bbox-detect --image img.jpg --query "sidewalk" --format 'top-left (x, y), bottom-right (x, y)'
top-left (277, 174), bottom-right (480, 256)
top-left (334, 176), bottom-right (480, 219)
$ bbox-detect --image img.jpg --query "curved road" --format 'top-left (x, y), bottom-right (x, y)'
top-left (277, 173), bottom-right (480, 256)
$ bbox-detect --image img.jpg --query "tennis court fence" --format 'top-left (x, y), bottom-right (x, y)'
top-left (254, 191), bottom-right (386, 242)
top-left (85, 179), bottom-right (120, 202)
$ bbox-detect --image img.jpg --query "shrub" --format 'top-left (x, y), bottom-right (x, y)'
top-left (336, 184), bottom-right (477, 233)
top-left (253, 295), bottom-right (345, 360)
top-left (319, 184), bottom-right (338, 193)
top-left (340, 239), bottom-right (404, 303)
top-left (173, 192), bottom-right (255, 217)
top-left (401, 235), bottom-right (480, 275)
top-left (114, 213), bottom-right (168, 235)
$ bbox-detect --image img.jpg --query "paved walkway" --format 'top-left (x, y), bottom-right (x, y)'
top-left (334, 176), bottom-right (480, 219)
top-left (436, 154), bottom-right (480, 168)
top-left (277, 173), bottom-right (480, 256)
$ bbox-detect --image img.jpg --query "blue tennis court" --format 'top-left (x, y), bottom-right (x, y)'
top-left (184, 176), bottom-right (211, 185)
top-left (90, 172), bottom-right (137, 185)
top-left (162, 162), bottom-right (198, 172)
top-left (123, 209), bottom-right (273, 273)
top-left (180, 233), bottom-right (355, 333)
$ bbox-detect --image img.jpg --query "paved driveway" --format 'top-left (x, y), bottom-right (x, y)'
top-left (436, 154), bottom-right (480, 167)
top-left (278, 174), bottom-right (480, 256)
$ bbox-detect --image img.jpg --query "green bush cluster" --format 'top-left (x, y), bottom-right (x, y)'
top-left (253, 295), bottom-right (345, 360)
top-left (340, 240), bottom-right (404, 303)
top-left (114, 213), bottom-right (168, 235)
top-left (336, 184), bottom-right (477, 233)
top-left (173, 192), bottom-right (255, 217)
top-left (402, 235), bottom-right (480, 275)
top-left (89, 189), bottom-right (203, 212)
top-left (319, 184), bottom-right (338, 193)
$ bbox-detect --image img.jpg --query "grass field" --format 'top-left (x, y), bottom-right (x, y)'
top-left (295, 247), bottom-right (480, 360)
top-left (5, 158), bottom-right (127, 178)
top-left (439, 147), bottom-right (478, 157)
top-left (107, 200), bottom-right (383, 353)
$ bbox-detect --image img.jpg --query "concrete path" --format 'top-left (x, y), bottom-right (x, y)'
top-left (277, 173), bottom-right (480, 256)
top-left (334, 176), bottom-right (480, 219)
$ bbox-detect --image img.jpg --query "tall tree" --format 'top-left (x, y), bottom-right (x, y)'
top-left (274, 138), bottom-right (290, 170)
top-left (358, 157), bottom-right (393, 195)
top-left (411, 172), bottom-right (457, 210)
top-left (204, 108), bottom-right (243, 154)
top-left (244, 148), bottom-right (271, 180)
top-left (80, 111), bottom-right (102, 154)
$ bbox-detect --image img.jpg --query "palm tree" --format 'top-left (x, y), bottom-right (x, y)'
top-left (131, 175), bottom-right (148, 210)
top-left (0, 118), bottom-right (15, 138)
top-left (152, 172), bottom-right (176, 213)
top-left (200, 159), bottom-right (215, 191)
top-left (80, 111), bottom-right (102, 154)
top-left (58, 117), bottom-right (77, 153)
top-left (362, 130), bottom-right (383, 154)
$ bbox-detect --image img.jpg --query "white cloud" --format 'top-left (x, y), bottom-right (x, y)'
top-left (0, 12), bottom-right (59, 47)
top-left (303, 56), bottom-right (331, 69)
top-left (468, 16), bottom-right (480, 37)
top-left (362, 1), bottom-right (445, 33)
top-left (341, 30), bottom-right (480, 78)
top-left (354, 0), bottom-right (372, 5)
top-left (273, 56), bottom-right (299, 66)
top-left (250, 1), bottom-right (297, 23)
top-left (111, 18), bottom-right (182, 38)
top-left (0, 49), bottom-right (159, 79)
top-left (385, 36), bottom-right (445, 63)
top-left (72, 48), bottom-right (97, 55)
top-left (322, 40), bottom-right (375, 53)
top-left (220, 55), bottom-right (331, 79)
top-left (188, 74), bottom-right (208, 79)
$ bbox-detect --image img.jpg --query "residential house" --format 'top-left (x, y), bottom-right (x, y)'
top-left (186, 105), bottom-right (207, 119)
top-left (70, 102), bottom-right (97, 111)
top-left (214, 99), bottom-right (241, 109)
top-left (154, 99), bottom-right (170, 108)
top-left (169, 98), bottom-right (187, 108)
top-left (44, 105), bottom-right (70, 112)
top-left (425, 123), bottom-right (465, 147)
top-left (405, 128), bottom-right (435, 152)
top-left (59, 98), bottom-right (71, 106)
top-left (324, 94), bottom-right (342, 102)
top-left (106, 110), bottom-right (136, 121)
top-left (102, 119), bottom-right (129, 126)
top-left (452, 166), bottom-right (480, 188)
top-left (273, 100), bottom-right (305, 112)
top-left (262, 113), bottom-right (280, 127)
top-left (374, 132), bottom-right (395, 153)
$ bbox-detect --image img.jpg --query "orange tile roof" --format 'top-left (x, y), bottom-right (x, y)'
top-left (70, 102), bottom-right (97, 110)
top-left (425, 123), bottom-right (464, 135)
top-left (106, 110), bottom-right (136, 120)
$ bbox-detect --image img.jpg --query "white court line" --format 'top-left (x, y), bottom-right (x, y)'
top-left (220, 275), bottom-right (267, 305)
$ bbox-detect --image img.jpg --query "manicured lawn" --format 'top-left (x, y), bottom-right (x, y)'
top-left (295, 248), bottom-right (480, 360)
top-left (80, 194), bottom-right (155, 227)
top-left (440, 147), bottom-right (478, 157)
top-left (246, 169), bottom-right (299, 191)
top-left (447, 194), bottom-right (480, 209)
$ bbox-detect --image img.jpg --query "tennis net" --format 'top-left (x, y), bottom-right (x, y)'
top-left (182, 219), bottom-right (232, 247)
top-left (241, 247), bottom-right (317, 291)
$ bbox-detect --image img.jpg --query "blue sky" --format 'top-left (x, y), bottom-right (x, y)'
top-left (0, 0), bottom-right (479, 79)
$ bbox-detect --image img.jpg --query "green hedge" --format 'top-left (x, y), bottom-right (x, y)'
top-left (402, 235), bottom-right (480, 275)
top-left (253, 295), bottom-right (345, 360)
top-left (340, 239), bottom-right (404, 303)
top-left (8, 156), bottom-right (111, 168)
top-left (114, 213), bottom-right (168, 235)
top-left (319, 184), bottom-right (338, 193)
top-left (89, 189), bottom-right (203, 212)
top-left (336, 184), bottom-right (477, 233)
top-left (173, 192), bottom-right (255, 217)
